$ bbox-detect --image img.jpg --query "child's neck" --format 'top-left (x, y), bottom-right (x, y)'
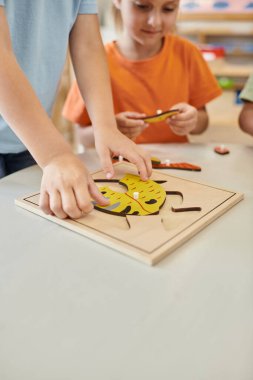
top-left (116, 35), bottom-right (164, 61)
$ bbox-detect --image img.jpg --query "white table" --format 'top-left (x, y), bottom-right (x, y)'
top-left (0, 143), bottom-right (252, 380)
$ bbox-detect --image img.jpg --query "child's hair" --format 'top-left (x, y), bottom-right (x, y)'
top-left (112, 4), bottom-right (123, 32)
top-left (111, 2), bottom-right (178, 34)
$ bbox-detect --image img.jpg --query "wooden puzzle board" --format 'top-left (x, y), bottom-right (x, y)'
top-left (15, 163), bottom-right (243, 265)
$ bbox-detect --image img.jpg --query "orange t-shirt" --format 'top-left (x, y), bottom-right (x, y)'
top-left (63, 34), bottom-right (222, 144)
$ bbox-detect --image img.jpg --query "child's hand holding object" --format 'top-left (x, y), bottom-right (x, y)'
top-left (167, 103), bottom-right (198, 136)
top-left (116, 111), bottom-right (149, 140)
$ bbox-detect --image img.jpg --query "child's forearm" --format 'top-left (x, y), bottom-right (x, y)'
top-left (69, 14), bottom-right (151, 182)
top-left (0, 50), bottom-right (72, 167)
top-left (190, 108), bottom-right (209, 135)
top-left (69, 14), bottom-right (117, 133)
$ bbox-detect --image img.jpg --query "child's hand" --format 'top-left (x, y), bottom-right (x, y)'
top-left (39, 153), bottom-right (109, 219)
top-left (94, 127), bottom-right (152, 181)
top-left (167, 103), bottom-right (198, 135)
top-left (116, 112), bottom-right (148, 140)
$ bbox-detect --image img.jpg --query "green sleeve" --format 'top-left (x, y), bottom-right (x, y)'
top-left (240, 74), bottom-right (253, 102)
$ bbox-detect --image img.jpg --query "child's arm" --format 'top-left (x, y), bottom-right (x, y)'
top-left (167, 103), bottom-right (208, 136)
top-left (69, 14), bottom-right (151, 180)
top-left (239, 102), bottom-right (253, 136)
top-left (0, 8), bottom-right (108, 219)
top-left (190, 107), bottom-right (209, 135)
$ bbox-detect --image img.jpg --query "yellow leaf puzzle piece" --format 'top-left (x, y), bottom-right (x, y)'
top-left (95, 173), bottom-right (166, 216)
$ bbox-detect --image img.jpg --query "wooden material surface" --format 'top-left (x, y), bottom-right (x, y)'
top-left (178, 13), bottom-right (253, 21)
top-left (15, 162), bottom-right (243, 265)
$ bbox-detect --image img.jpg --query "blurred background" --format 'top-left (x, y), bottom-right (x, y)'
top-left (52, 0), bottom-right (253, 146)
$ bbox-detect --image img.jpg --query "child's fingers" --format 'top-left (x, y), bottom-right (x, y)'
top-left (169, 112), bottom-right (191, 122)
top-left (120, 126), bottom-right (141, 134)
top-left (120, 125), bottom-right (147, 138)
top-left (49, 190), bottom-right (68, 219)
top-left (124, 148), bottom-right (152, 180)
top-left (39, 190), bottom-right (52, 215)
top-left (99, 148), bottom-right (115, 179)
top-left (170, 126), bottom-right (187, 136)
top-left (138, 151), bottom-right (152, 180)
top-left (125, 119), bottom-right (147, 127)
top-left (169, 118), bottom-right (195, 127)
top-left (39, 153), bottom-right (100, 219)
top-left (144, 150), bottom-right (153, 177)
top-left (127, 156), bottom-right (148, 180)
top-left (169, 120), bottom-right (196, 135)
top-left (118, 116), bottom-right (147, 129)
top-left (169, 104), bottom-right (197, 123)
top-left (87, 178), bottom-right (110, 206)
top-left (61, 186), bottom-right (91, 219)
top-left (125, 112), bottom-right (146, 119)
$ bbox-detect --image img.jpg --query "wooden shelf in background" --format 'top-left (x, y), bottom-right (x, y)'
top-left (209, 60), bottom-right (253, 78)
top-left (177, 28), bottom-right (253, 37)
top-left (178, 12), bottom-right (253, 21)
top-left (226, 51), bottom-right (253, 58)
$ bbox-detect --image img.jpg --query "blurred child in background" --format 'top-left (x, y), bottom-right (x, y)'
top-left (239, 73), bottom-right (253, 137)
top-left (63, 0), bottom-right (222, 147)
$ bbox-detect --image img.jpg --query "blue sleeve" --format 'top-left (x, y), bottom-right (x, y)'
top-left (0, 0), bottom-right (5, 6)
top-left (78, 0), bottom-right (98, 14)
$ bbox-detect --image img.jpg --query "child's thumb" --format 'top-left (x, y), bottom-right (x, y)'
top-left (89, 180), bottom-right (110, 206)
